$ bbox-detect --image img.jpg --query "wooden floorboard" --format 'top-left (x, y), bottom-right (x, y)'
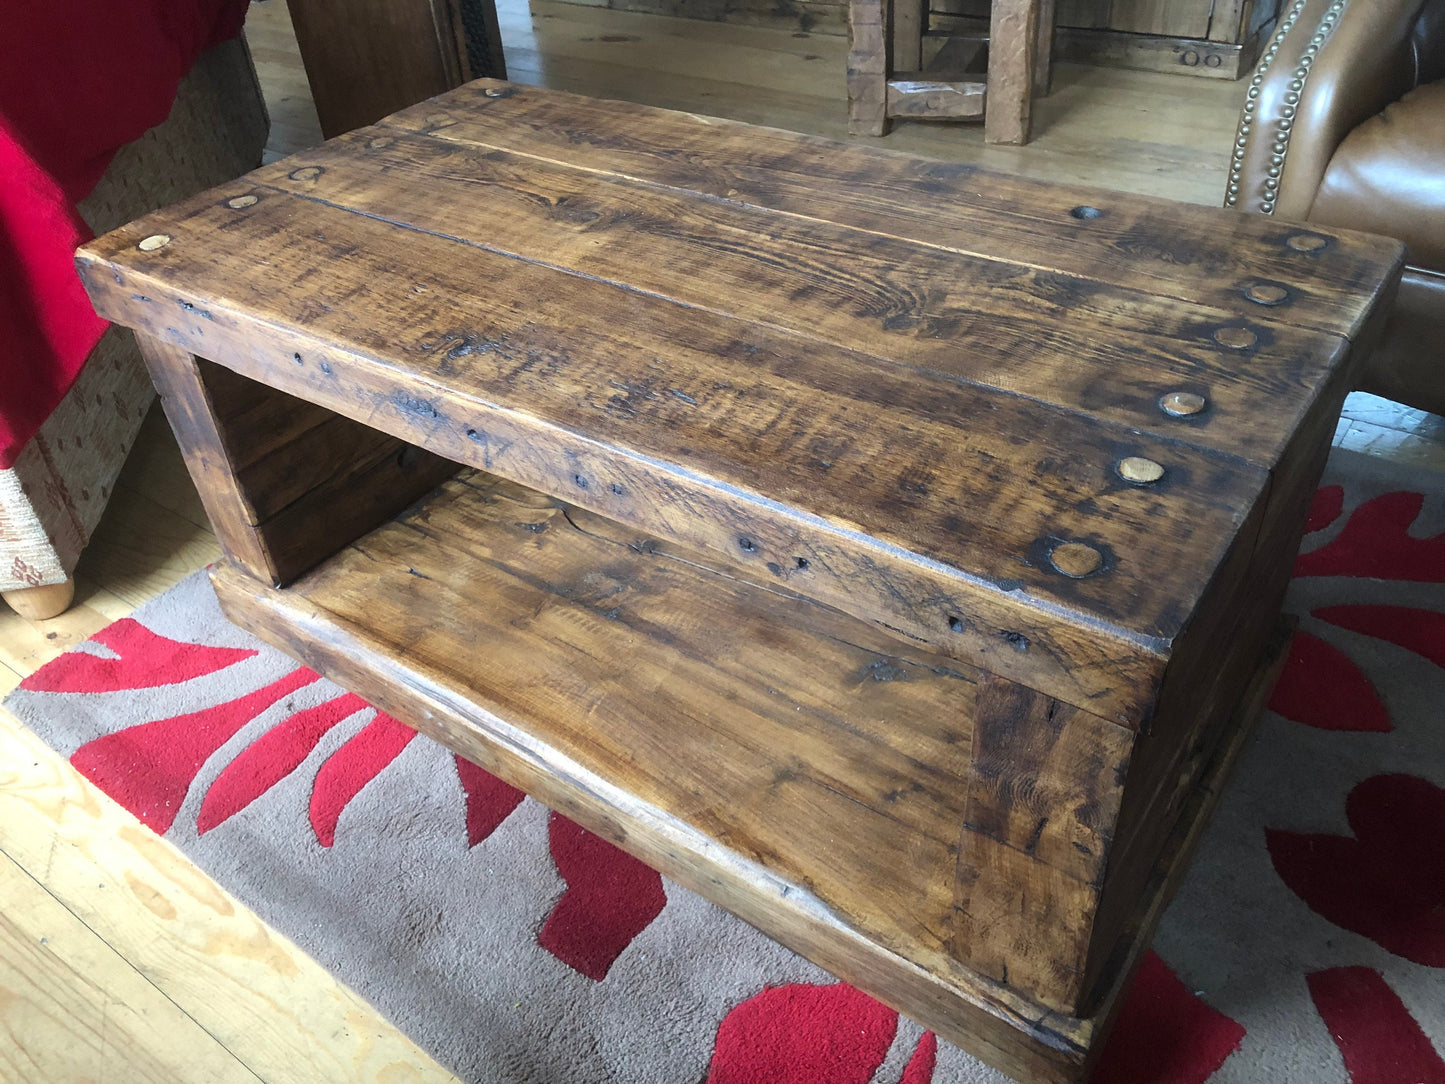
top-left (1, 0), bottom-right (1441, 1079)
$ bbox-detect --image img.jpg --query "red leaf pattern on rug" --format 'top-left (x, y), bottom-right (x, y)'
top-left (705, 983), bottom-right (901, 1084)
top-left (899, 1030), bottom-right (938, 1084)
top-left (454, 755), bottom-right (525, 846)
top-left (1304, 484), bottom-right (1344, 534)
top-left (309, 711), bottom-right (419, 847)
top-left (69, 666), bottom-right (319, 834)
top-left (1314, 605), bottom-right (1445, 670)
top-left (537, 812), bottom-right (667, 981)
top-left (1306, 967), bottom-right (1445, 1083)
top-left (1267, 630), bottom-right (1390, 732)
top-left (1295, 491), bottom-right (1445, 580)
top-left (1092, 951), bottom-right (1245, 1084)
top-left (197, 691), bottom-right (370, 834)
top-left (1266, 774), bottom-right (1445, 967)
top-left (21, 617), bottom-right (256, 693)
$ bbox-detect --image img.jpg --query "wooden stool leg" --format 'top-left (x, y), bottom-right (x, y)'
top-left (891, 0), bottom-right (924, 73)
top-left (848, 0), bottom-right (891, 136)
top-left (983, 0), bottom-right (1041, 145)
top-left (3, 578), bottom-right (76, 620)
top-left (1033, 0), bottom-right (1056, 97)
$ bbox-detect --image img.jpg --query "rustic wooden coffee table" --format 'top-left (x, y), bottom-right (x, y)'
top-left (77, 81), bottom-right (1401, 1082)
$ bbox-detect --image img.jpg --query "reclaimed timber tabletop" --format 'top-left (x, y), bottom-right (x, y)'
top-left (75, 79), bottom-right (1404, 732)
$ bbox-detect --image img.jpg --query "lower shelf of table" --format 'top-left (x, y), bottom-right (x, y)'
top-left (209, 469), bottom-right (1288, 1083)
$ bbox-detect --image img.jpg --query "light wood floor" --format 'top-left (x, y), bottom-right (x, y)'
top-left (3, 2), bottom-right (1443, 1080)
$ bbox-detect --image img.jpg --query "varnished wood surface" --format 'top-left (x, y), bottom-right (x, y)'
top-left (4, 3), bottom-right (1439, 1081)
top-left (210, 472), bottom-right (1098, 1080)
top-left (74, 80), bottom-right (1399, 730)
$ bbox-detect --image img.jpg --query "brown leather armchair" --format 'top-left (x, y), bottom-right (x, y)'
top-left (1227, 0), bottom-right (1445, 416)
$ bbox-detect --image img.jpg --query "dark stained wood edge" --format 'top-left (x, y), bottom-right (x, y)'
top-left (1064, 617), bottom-right (1294, 1077)
top-left (136, 335), bottom-right (278, 582)
top-left (211, 559), bottom-right (1097, 1083)
top-left (954, 677), bottom-right (1135, 1013)
top-left (141, 339), bottom-right (457, 585)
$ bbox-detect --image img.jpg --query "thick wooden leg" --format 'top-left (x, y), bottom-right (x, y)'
top-left (134, 332), bottom-right (456, 587)
top-left (984, 0), bottom-right (1041, 144)
top-left (1033, 0), bottom-right (1055, 96)
top-left (891, 0), bottom-right (924, 73)
top-left (848, 0), bottom-right (891, 135)
top-left (2, 578), bottom-right (76, 621)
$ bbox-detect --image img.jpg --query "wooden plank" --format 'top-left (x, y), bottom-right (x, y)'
top-left (209, 476), bottom-right (1099, 1083)
top-left (0, 712), bottom-right (462, 1084)
top-left (1035, 0), bottom-right (1056, 94)
top-left (140, 342), bottom-right (457, 585)
top-left (80, 199), bottom-right (1278, 728)
top-left (373, 81), bottom-right (1403, 341)
top-left (891, 0), bottom-right (924, 71)
top-left (847, 0), bottom-right (890, 135)
top-left (984, 0), bottom-right (1039, 144)
top-left (0, 853), bottom-right (260, 1084)
top-left (953, 676), bottom-right (1135, 1012)
top-left (223, 129), bottom-right (1348, 468)
top-left (886, 78), bottom-right (986, 117)
top-left (136, 337), bottom-right (279, 582)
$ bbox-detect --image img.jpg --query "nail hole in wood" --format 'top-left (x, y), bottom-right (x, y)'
top-left (795, 557), bottom-right (810, 570)
top-left (1002, 631), bottom-right (1030, 652)
top-left (293, 352), bottom-right (304, 365)
top-left (610, 483), bottom-right (625, 495)
top-left (739, 537), bottom-right (756, 553)
top-left (1070, 206), bottom-right (1104, 220)
top-left (574, 474), bottom-right (588, 489)
top-left (465, 428), bottom-right (484, 443)
top-left (948, 615), bottom-right (964, 633)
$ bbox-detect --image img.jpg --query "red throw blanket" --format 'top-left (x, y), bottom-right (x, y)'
top-left (0, 0), bottom-right (249, 469)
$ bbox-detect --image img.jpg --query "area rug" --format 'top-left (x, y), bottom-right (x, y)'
top-left (6, 445), bottom-right (1445, 1083)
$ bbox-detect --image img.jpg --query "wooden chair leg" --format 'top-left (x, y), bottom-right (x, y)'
top-left (3, 578), bottom-right (76, 620)
top-left (848, 0), bottom-right (891, 136)
top-left (983, 0), bottom-right (1041, 145)
top-left (1033, 0), bottom-right (1056, 97)
top-left (891, 0), bottom-right (924, 73)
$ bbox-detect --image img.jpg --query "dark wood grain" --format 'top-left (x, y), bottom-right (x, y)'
top-left (375, 81), bottom-right (1402, 342)
top-left (79, 195), bottom-right (1279, 728)
top-left (209, 474), bottom-right (1096, 1082)
top-left (80, 81), bottom-right (1394, 1078)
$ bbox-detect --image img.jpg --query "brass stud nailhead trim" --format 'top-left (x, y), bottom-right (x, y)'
top-left (226, 195), bottom-right (258, 209)
top-left (1117, 457), bottom-right (1165, 485)
top-left (1213, 326), bottom-right (1259, 349)
top-left (1287, 232), bottom-right (1329, 252)
top-left (137, 234), bottom-right (171, 252)
top-left (1050, 542), bottom-right (1105, 578)
top-left (1160, 391), bottom-right (1207, 417)
top-left (1246, 282), bottom-right (1290, 305)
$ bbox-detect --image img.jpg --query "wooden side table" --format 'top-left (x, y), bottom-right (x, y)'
top-left (76, 81), bottom-right (1402, 1082)
top-left (848, 0), bottom-right (1055, 142)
